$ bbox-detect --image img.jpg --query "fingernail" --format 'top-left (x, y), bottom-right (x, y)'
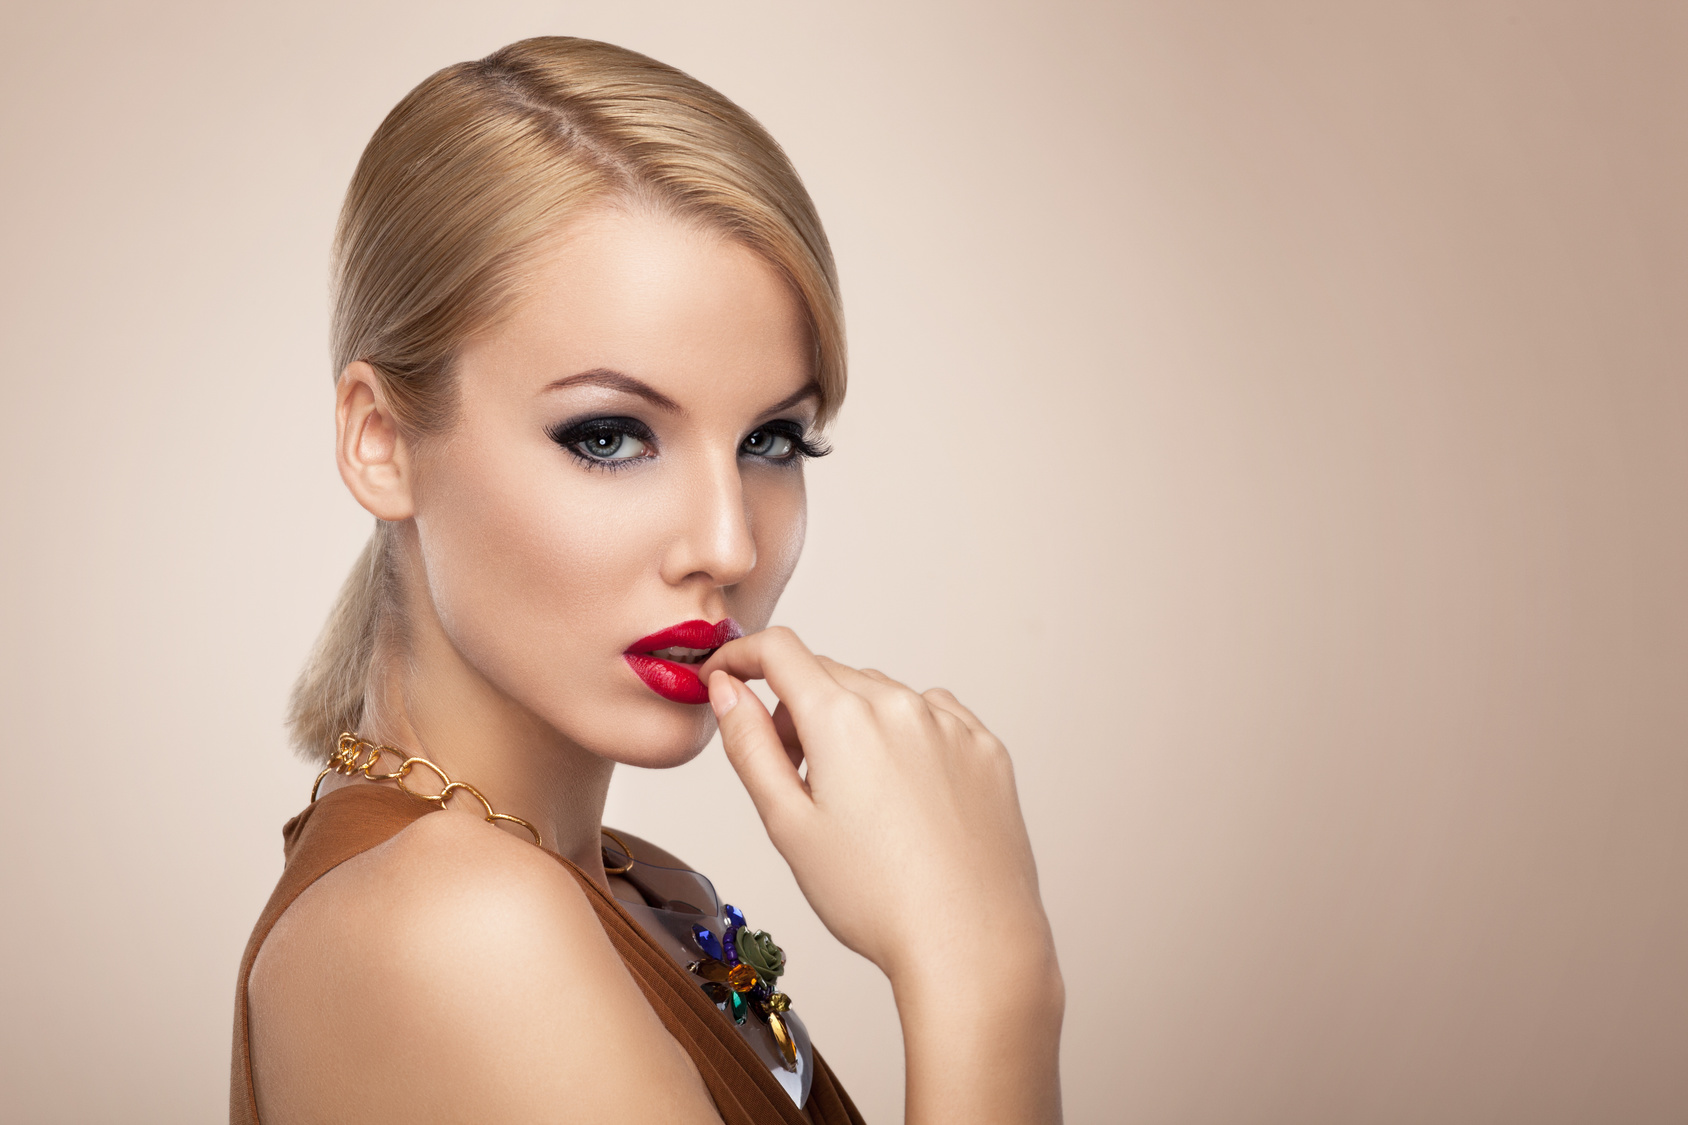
top-left (709, 671), bottom-right (738, 718)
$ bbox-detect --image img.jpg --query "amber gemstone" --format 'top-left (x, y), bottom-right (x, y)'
top-left (767, 1011), bottom-right (799, 1071)
top-left (727, 963), bottom-right (760, 992)
top-left (768, 992), bottom-right (791, 1013)
top-left (691, 958), bottom-right (731, 983)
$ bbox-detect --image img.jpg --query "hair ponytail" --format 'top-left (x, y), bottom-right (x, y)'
top-left (286, 523), bottom-right (396, 759)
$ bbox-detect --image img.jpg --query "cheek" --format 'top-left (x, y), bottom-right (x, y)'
top-left (405, 440), bottom-right (810, 765)
top-left (412, 448), bottom-right (645, 689)
top-left (736, 473), bottom-right (808, 627)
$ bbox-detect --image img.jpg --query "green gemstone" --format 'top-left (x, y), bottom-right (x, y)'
top-left (729, 989), bottom-right (748, 1025)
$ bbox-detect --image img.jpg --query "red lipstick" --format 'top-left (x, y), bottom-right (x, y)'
top-left (624, 618), bottom-right (743, 704)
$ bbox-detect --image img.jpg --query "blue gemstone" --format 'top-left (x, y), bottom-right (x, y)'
top-left (729, 989), bottom-right (748, 1025)
top-left (722, 926), bottom-right (739, 965)
top-left (723, 903), bottom-right (746, 931)
top-left (691, 925), bottom-right (723, 961)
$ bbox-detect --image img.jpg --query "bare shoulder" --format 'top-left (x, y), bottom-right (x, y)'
top-left (248, 809), bottom-right (720, 1125)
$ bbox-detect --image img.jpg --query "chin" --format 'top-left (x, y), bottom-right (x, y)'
top-left (570, 688), bottom-right (719, 770)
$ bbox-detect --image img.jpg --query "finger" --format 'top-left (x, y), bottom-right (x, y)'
top-left (700, 627), bottom-right (841, 715)
top-left (853, 667), bottom-right (900, 688)
top-left (770, 701), bottom-right (805, 771)
top-left (709, 672), bottom-right (810, 827)
top-left (815, 656), bottom-right (902, 698)
top-left (922, 686), bottom-right (989, 734)
top-left (820, 660), bottom-right (950, 728)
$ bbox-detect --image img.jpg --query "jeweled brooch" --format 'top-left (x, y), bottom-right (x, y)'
top-left (687, 904), bottom-right (797, 1070)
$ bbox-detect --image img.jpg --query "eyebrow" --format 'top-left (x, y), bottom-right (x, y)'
top-left (760, 381), bottom-right (822, 417)
top-left (543, 368), bottom-right (682, 412)
top-left (544, 367), bottom-right (821, 418)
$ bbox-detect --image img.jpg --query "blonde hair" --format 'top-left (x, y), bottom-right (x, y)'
top-left (287, 36), bottom-right (845, 760)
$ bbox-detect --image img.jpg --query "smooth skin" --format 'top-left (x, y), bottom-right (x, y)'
top-left (248, 205), bottom-right (1063, 1123)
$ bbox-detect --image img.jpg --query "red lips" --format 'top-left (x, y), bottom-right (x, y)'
top-left (624, 618), bottom-right (743, 704)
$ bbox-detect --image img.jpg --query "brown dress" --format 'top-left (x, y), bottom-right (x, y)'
top-left (230, 784), bottom-right (866, 1125)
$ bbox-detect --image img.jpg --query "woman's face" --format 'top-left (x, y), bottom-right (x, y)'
top-left (405, 206), bottom-right (819, 768)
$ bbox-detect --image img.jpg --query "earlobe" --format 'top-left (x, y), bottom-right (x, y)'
top-left (335, 361), bottom-right (416, 521)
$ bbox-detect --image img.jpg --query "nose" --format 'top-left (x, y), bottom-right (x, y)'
top-left (659, 453), bottom-right (757, 590)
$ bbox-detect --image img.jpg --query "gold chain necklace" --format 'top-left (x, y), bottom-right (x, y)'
top-left (312, 731), bottom-right (544, 847)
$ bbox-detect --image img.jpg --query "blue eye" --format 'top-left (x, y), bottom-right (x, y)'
top-left (547, 416), bottom-right (656, 469)
top-left (577, 430), bottom-right (649, 461)
top-left (742, 421), bottom-right (830, 462)
top-left (741, 429), bottom-right (795, 459)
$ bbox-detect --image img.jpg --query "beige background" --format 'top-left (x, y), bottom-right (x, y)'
top-left (2, 2), bottom-right (1684, 1122)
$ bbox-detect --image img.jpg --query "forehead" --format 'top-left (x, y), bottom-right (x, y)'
top-left (459, 206), bottom-right (815, 408)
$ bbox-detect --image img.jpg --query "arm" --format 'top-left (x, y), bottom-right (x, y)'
top-left (702, 630), bottom-right (1065, 1125)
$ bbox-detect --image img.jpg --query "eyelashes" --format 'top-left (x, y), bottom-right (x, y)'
top-left (546, 416), bottom-right (656, 467)
top-left (744, 419), bottom-right (832, 461)
top-left (546, 414), bottom-right (831, 470)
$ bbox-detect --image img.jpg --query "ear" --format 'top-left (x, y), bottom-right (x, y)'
top-left (335, 361), bottom-right (416, 521)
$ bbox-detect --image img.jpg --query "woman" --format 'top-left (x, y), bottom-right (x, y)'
top-left (233, 36), bottom-right (1063, 1124)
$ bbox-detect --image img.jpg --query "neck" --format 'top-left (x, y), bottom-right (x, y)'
top-left (345, 580), bottom-right (618, 885)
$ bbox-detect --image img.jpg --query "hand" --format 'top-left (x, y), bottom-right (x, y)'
top-left (699, 628), bottom-right (1054, 991)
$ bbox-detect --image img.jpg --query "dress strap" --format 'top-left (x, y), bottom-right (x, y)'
top-left (230, 785), bottom-right (434, 1125)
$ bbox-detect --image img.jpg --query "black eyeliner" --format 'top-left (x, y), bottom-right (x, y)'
top-left (752, 418), bottom-right (831, 460)
top-left (547, 414), bottom-right (657, 470)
